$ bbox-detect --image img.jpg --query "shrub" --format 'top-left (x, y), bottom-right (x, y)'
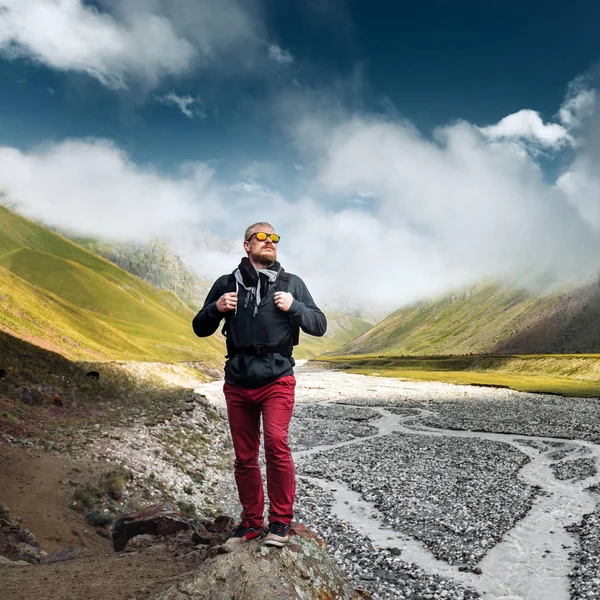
top-left (1, 411), bottom-right (18, 424)
top-left (73, 483), bottom-right (102, 508)
top-left (177, 501), bottom-right (198, 521)
top-left (100, 469), bottom-right (131, 500)
top-left (85, 509), bottom-right (114, 527)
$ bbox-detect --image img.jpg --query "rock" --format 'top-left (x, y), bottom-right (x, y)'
top-left (42, 547), bottom-right (87, 563)
top-left (153, 532), bottom-right (364, 600)
top-left (126, 534), bottom-right (159, 550)
top-left (0, 514), bottom-right (42, 563)
top-left (112, 504), bottom-right (191, 552)
top-left (0, 555), bottom-right (31, 566)
top-left (16, 542), bottom-right (41, 563)
top-left (205, 515), bottom-right (236, 534)
top-left (20, 387), bottom-right (35, 405)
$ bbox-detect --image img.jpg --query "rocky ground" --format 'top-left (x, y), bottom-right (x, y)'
top-left (2, 363), bottom-right (600, 599)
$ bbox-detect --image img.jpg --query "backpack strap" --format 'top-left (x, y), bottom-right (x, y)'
top-left (277, 271), bottom-right (292, 293)
top-left (227, 273), bottom-right (236, 293)
top-left (221, 273), bottom-right (237, 357)
top-left (276, 271), bottom-right (299, 347)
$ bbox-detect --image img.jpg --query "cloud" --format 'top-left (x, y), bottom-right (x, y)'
top-left (556, 88), bottom-right (600, 230)
top-left (559, 80), bottom-right (596, 128)
top-left (268, 44), bottom-right (293, 67)
top-left (0, 139), bottom-right (221, 239)
top-left (156, 92), bottom-right (205, 119)
top-left (1, 81), bottom-right (600, 310)
top-left (0, 0), bottom-right (278, 89)
top-left (478, 109), bottom-right (571, 150)
top-left (0, 0), bottom-right (195, 88)
top-left (282, 84), bottom-right (600, 305)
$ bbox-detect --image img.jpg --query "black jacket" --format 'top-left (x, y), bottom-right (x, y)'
top-left (192, 268), bottom-right (327, 388)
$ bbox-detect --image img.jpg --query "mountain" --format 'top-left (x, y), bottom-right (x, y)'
top-left (71, 237), bottom-right (212, 311)
top-left (294, 311), bottom-right (373, 359)
top-left (64, 232), bottom-right (373, 359)
top-left (0, 205), bottom-right (224, 363)
top-left (336, 280), bottom-right (600, 356)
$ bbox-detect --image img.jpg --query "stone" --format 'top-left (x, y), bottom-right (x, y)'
top-left (42, 547), bottom-right (86, 563)
top-left (0, 555), bottom-right (31, 566)
top-left (112, 504), bottom-right (190, 552)
top-left (153, 534), bottom-right (364, 600)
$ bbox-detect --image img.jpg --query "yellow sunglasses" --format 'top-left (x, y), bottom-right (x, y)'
top-left (247, 232), bottom-right (281, 243)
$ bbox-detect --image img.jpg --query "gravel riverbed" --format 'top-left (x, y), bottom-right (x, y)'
top-left (193, 366), bottom-right (600, 599)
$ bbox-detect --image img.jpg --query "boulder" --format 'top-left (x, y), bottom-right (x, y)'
top-left (112, 504), bottom-right (190, 552)
top-left (0, 514), bottom-right (42, 563)
top-left (153, 525), bottom-right (368, 600)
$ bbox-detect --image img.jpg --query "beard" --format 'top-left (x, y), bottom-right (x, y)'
top-left (251, 246), bottom-right (277, 267)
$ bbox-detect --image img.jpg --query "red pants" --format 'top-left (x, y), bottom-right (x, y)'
top-left (223, 375), bottom-right (296, 529)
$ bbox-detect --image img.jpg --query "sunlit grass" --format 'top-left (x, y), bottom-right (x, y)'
top-left (0, 205), bottom-right (224, 363)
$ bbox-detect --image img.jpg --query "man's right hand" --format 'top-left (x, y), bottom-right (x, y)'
top-left (216, 292), bottom-right (238, 312)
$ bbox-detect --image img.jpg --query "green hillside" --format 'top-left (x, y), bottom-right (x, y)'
top-left (71, 237), bottom-right (212, 311)
top-left (337, 283), bottom-right (536, 355)
top-left (294, 311), bottom-right (373, 359)
top-left (59, 226), bottom-right (372, 360)
top-left (0, 205), bottom-right (223, 363)
top-left (336, 281), bottom-right (600, 357)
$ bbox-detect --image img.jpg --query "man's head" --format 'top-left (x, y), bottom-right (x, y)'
top-left (244, 221), bottom-right (280, 268)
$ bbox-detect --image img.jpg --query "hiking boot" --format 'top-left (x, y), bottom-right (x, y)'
top-left (263, 521), bottom-right (290, 547)
top-left (224, 523), bottom-right (262, 545)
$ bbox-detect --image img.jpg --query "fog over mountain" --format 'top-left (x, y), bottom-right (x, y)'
top-left (2, 76), bottom-right (598, 311)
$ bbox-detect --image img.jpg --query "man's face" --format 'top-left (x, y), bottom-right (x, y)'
top-left (244, 226), bottom-right (278, 266)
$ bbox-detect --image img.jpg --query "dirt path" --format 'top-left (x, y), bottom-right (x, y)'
top-left (0, 445), bottom-right (111, 554)
top-left (1, 545), bottom-right (194, 600)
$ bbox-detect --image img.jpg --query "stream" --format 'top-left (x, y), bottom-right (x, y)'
top-left (295, 406), bottom-right (600, 599)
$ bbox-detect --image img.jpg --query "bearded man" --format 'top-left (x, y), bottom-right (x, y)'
top-left (192, 222), bottom-right (327, 546)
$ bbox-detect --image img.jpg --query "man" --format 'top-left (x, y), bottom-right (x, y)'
top-left (192, 222), bottom-right (327, 547)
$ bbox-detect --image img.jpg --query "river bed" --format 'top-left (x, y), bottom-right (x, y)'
top-left (195, 365), bottom-right (600, 600)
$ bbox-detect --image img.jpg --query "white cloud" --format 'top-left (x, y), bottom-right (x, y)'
top-left (156, 92), bottom-right (205, 119)
top-left (556, 88), bottom-right (600, 230)
top-left (478, 109), bottom-right (571, 149)
top-left (559, 82), bottom-right (596, 127)
top-left (0, 0), bottom-right (281, 89)
top-left (283, 85), bottom-right (600, 305)
top-left (1, 81), bottom-right (600, 310)
top-left (268, 44), bottom-right (293, 67)
top-left (0, 0), bottom-right (196, 88)
top-left (0, 139), bottom-right (221, 240)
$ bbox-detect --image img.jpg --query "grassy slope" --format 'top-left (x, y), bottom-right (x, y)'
top-left (327, 282), bottom-right (600, 397)
top-left (70, 236), bottom-right (212, 312)
top-left (337, 283), bottom-right (540, 356)
top-left (294, 311), bottom-right (373, 359)
top-left (63, 226), bottom-right (372, 360)
top-left (0, 205), bottom-right (223, 363)
top-left (338, 281), bottom-right (600, 356)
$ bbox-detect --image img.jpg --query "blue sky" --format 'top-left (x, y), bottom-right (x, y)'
top-left (0, 0), bottom-right (599, 307)
top-left (2, 1), bottom-right (598, 170)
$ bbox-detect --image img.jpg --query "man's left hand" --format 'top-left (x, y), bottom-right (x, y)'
top-left (274, 291), bottom-right (294, 312)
